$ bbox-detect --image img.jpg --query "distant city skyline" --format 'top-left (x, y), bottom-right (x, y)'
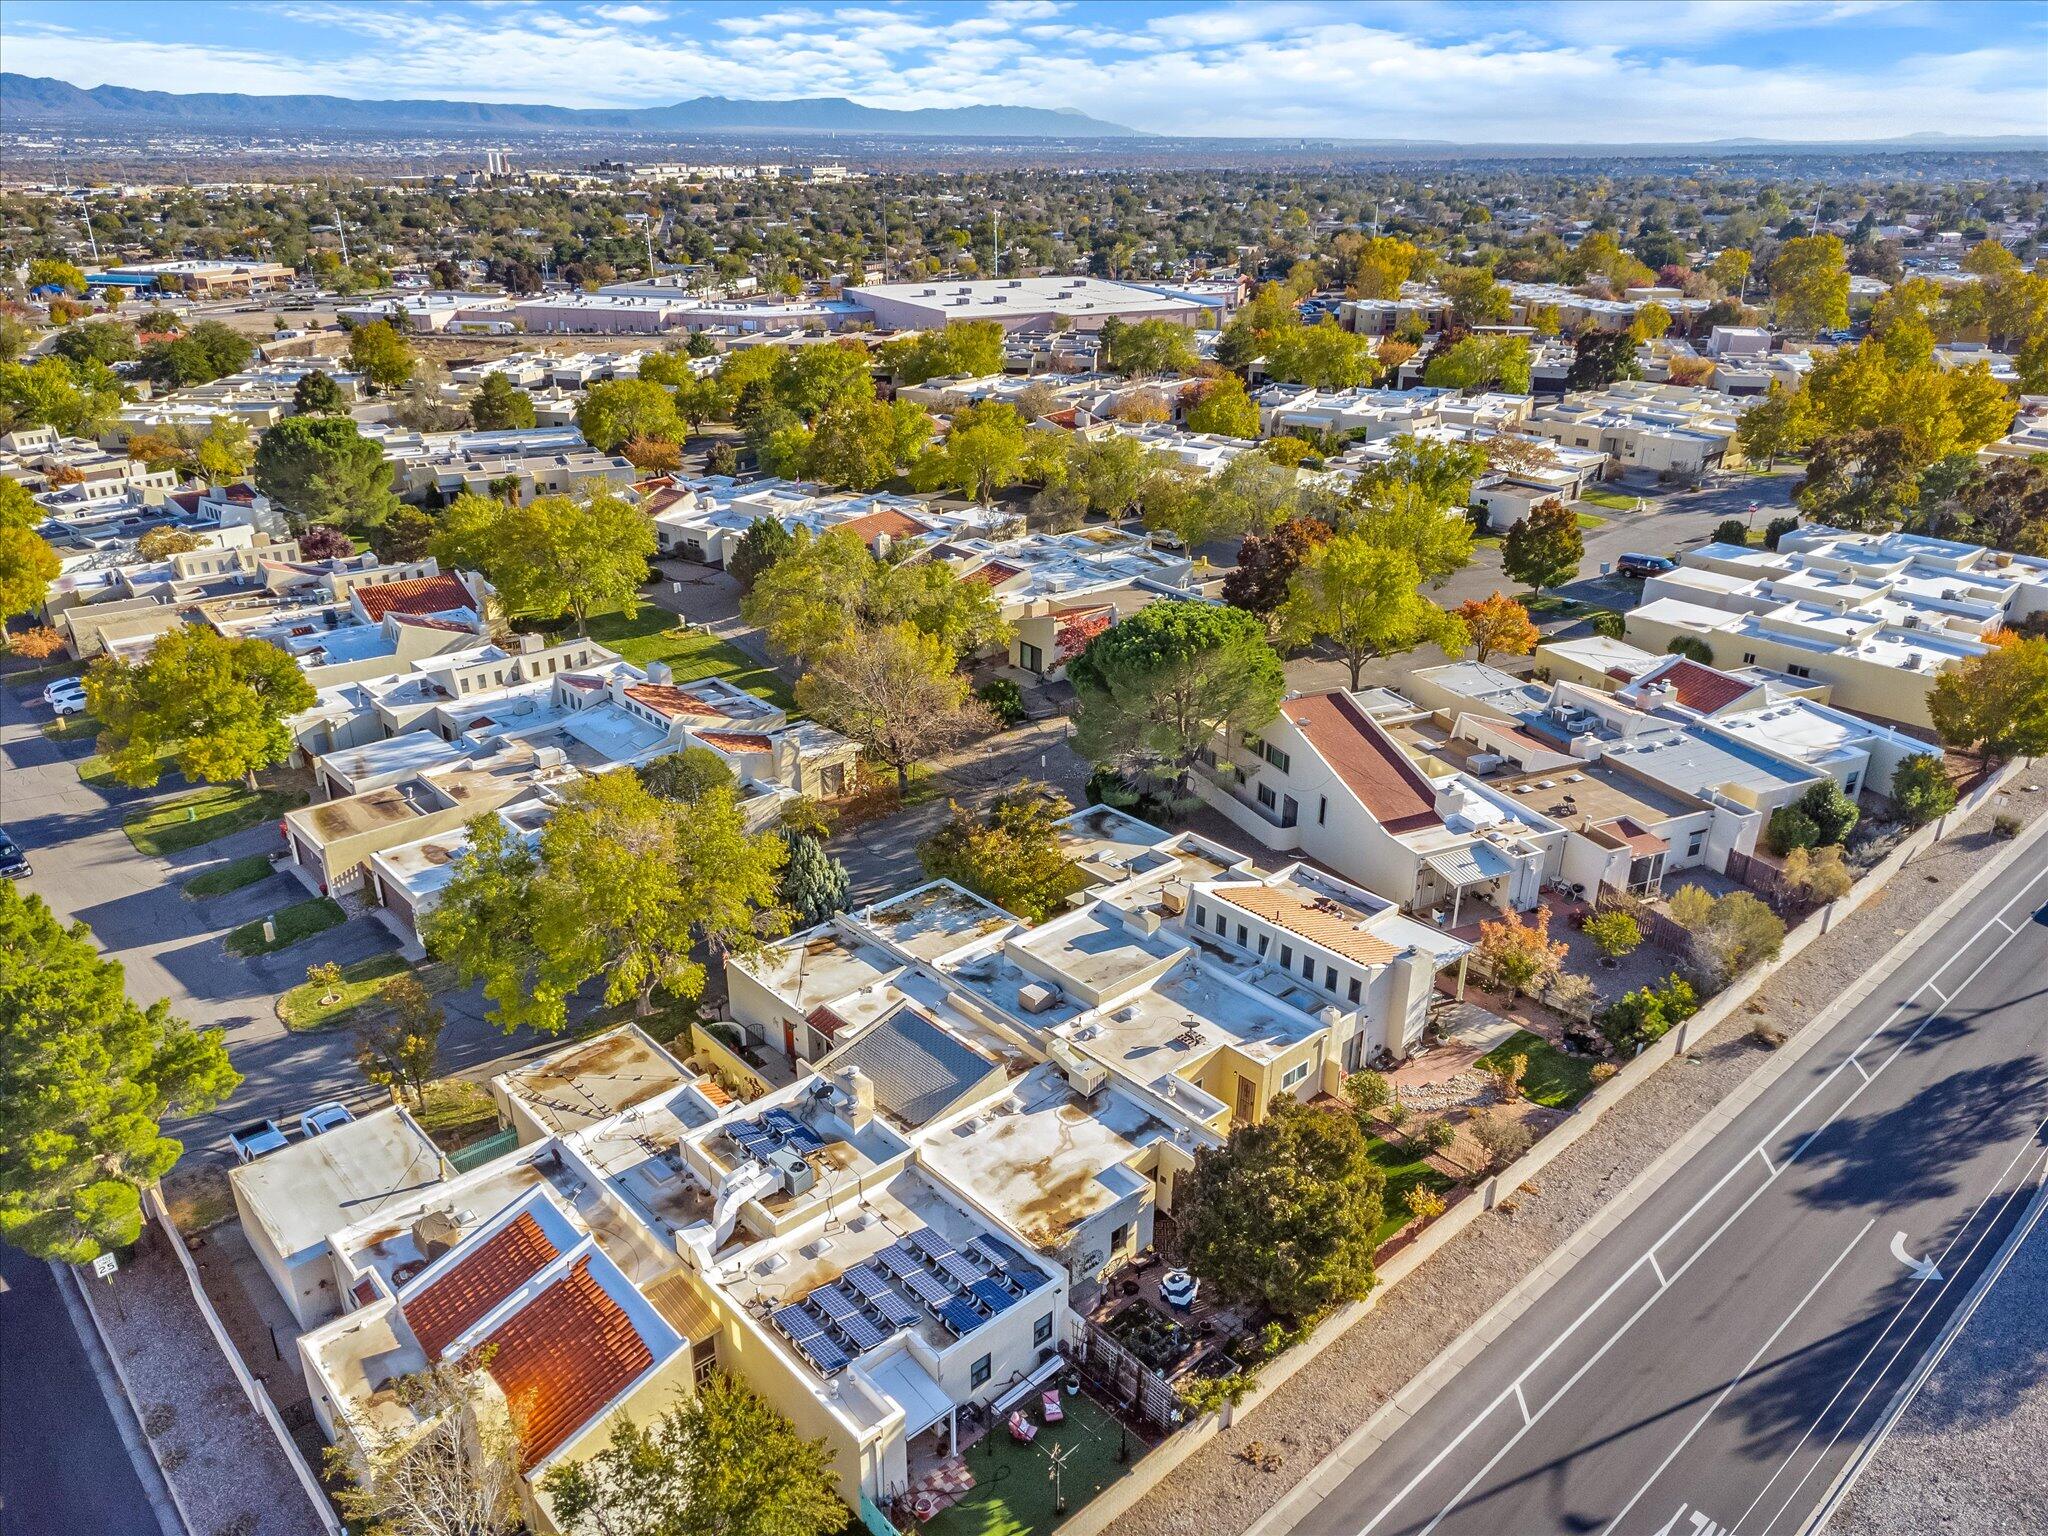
top-left (3, 0), bottom-right (2044, 144)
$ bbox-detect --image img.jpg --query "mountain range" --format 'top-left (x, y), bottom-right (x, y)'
top-left (0, 74), bottom-right (1143, 138)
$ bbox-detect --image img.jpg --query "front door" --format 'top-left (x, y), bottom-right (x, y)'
top-left (1234, 1077), bottom-right (1257, 1123)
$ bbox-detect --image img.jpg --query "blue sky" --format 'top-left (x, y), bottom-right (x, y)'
top-left (4, 1), bottom-right (2045, 141)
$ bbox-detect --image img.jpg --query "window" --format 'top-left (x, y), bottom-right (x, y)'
top-left (1236, 923), bottom-right (1248, 947)
top-left (1256, 934), bottom-right (1269, 957)
top-left (1742, 652), bottom-right (1757, 665)
top-left (1192, 903), bottom-right (1206, 930)
top-left (1787, 664), bottom-right (1812, 679)
top-left (1844, 774), bottom-right (1860, 797)
top-left (1324, 965), bottom-right (1338, 991)
top-left (1110, 1222), bottom-right (1132, 1253)
top-left (1019, 641), bottom-right (1044, 674)
top-left (692, 1335), bottom-right (719, 1389)
top-left (1687, 831), bottom-right (1706, 857)
top-left (1301, 952), bottom-right (1314, 979)
top-left (1348, 978), bottom-right (1362, 1003)
top-left (1318, 796), bottom-right (1327, 826)
top-left (971, 1354), bottom-right (992, 1389)
top-left (1280, 944), bottom-right (1293, 969)
top-left (1256, 783), bottom-right (1278, 811)
top-left (1263, 743), bottom-right (1291, 774)
top-left (1281, 1062), bottom-right (1309, 1090)
top-left (1035, 1313), bottom-right (1054, 1347)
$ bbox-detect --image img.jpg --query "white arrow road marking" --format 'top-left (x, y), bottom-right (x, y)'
top-left (1890, 1232), bottom-right (1942, 1284)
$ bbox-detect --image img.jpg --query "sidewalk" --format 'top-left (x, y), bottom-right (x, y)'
top-left (81, 1226), bottom-right (329, 1536)
top-left (1110, 779), bottom-right (2048, 1536)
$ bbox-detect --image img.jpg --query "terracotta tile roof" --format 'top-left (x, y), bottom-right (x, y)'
top-left (388, 613), bottom-right (475, 633)
top-left (355, 573), bottom-right (476, 621)
top-left (623, 683), bottom-right (720, 719)
top-left (1592, 816), bottom-right (1670, 857)
top-left (1286, 692), bottom-right (1442, 834)
top-left (806, 1004), bottom-right (850, 1042)
top-left (696, 729), bottom-right (774, 753)
top-left (1643, 657), bottom-right (1754, 716)
top-left (1212, 884), bottom-right (1400, 968)
top-left (696, 1079), bottom-right (734, 1107)
top-left (483, 1257), bottom-right (654, 1470)
top-left (838, 508), bottom-right (931, 543)
top-left (964, 560), bottom-right (1024, 588)
top-left (405, 1212), bottom-right (560, 1361)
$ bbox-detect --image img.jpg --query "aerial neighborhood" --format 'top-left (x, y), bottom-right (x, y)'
top-left (2, 12), bottom-right (2047, 1536)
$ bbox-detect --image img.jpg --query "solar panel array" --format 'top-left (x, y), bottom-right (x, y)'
top-left (728, 1109), bottom-right (827, 1163)
top-left (773, 1224), bottom-right (1052, 1375)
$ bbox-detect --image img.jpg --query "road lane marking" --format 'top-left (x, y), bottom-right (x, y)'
top-left (1596, 1219), bottom-right (1875, 1536)
top-left (1888, 1232), bottom-right (1941, 1284)
top-left (1736, 1125), bottom-right (2048, 1536)
top-left (1756, 1147), bottom-right (1776, 1175)
top-left (1514, 1384), bottom-right (1531, 1426)
top-left (1649, 1251), bottom-right (1667, 1288)
top-left (1351, 861), bottom-right (2048, 1536)
top-left (1848, 1056), bottom-right (1871, 1083)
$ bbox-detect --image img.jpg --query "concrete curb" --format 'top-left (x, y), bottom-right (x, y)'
top-left (62, 1263), bottom-right (196, 1536)
top-left (1238, 780), bottom-right (2048, 1536)
top-left (1804, 1160), bottom-right (2048, 1536)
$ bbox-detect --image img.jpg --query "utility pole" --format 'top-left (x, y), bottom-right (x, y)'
top-left (77, 191), bottom-right (100, 263)
top-left (993, 209), bottom-right (1001, 279)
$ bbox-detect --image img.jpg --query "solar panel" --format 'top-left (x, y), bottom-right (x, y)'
top-left (835, 1309), bottom-right (890, 1352)
top-left (794, 1332), bottom-right (850, 1375)
top-left (1008, 1265), bottom-right (1050, 1294)
top-left (936, 1252), bottom-right (985, 1289)
top-left (898, 1267), bottom-right (952, 1307)
top-left (936, 1297), bottom-right (983, 1337)
top-left (876, 1241), bottom-right (922, 1280)
top-left (808, 1285), bottom-right (860, 1325)
top-left (730, 1122), bottom-right (776, 1157)
top-left (845, 1268), bottom-right (922, 1329)
top-left (773, 1304), bottom-right (823, 1343)
top-left (763, 1108), bottom-right (827, 1152)
top-left (970, 1277), bottom-right (1017, 1315)
top-left (908, 1228), bottom-right (957, 1264)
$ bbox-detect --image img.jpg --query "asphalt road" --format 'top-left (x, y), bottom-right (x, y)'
top-left (0, 1245), bottom-right (165, 1536)
top-left (1275, 830), bottom-right (2048, 1536)
top-left (0, 674), bottom-right (558, 1161)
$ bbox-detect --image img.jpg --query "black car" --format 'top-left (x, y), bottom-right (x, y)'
top-left (1616, 553), bottom-right (1678, 580)
top-left (0, 830), bottom-right (28, 880)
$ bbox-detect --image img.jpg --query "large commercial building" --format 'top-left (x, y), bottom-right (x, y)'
top-left (847, 276), bottom-right (1211, 333)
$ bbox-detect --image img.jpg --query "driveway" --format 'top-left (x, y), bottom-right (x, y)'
top-left (0, 675), bottom-right (553, 1162)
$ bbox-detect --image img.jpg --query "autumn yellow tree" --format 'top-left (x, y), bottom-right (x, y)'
top-left (1455, 592), bottom-right (1540, 665)
top-left (1475, 906), bottom-right (1569, 998)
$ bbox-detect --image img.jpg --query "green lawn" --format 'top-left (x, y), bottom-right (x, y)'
top-left (1364, 1133), bottom-right (1456, 1249)
top-left (276, 950), bottom-right (411, 1028)
top-left (42, 712), bottom-right (97, 743)
top-left (225, 897), bottom-right (346, 957)
top-left (184, 854), bottom-right (278, 900)
top-left (123, 784), bottom-right (306, 856)
top-left (1477, 1030), bottom-right (1598, 1110)
top-left (580, 611), bottom-right (798, 711)
top-left (1522, 593), bottom-right (1591, 618)
top-left (1476, 512), bottom-right (1603, 549)
top-left (1578, 488), bottom-right (1639, 511)
top-left (413, 1078), bottom-right (503, 1149)
top-left (922, 1389), bottom-right (1144, 1536)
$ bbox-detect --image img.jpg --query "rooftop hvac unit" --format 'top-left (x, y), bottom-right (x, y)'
top-left (1018, 982), bottom-right (1061, 1013)
top-left (769, 1146), bottom-right (815, 1197)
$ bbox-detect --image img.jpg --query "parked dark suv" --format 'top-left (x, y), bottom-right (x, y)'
top-left (0, 829), bottom-right (29, 880)
top-left (1616, 552), bottom-right (1678, 580)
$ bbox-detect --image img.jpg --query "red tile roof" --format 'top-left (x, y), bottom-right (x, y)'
top-left (483, 1257), bottom-right (654, 1470)
top-left (1638, 657), bottom-right (1754, 716)
top-left (964, 560), bottom-right (1023, 588)
top-left (1286, 692), bottom-right (1442, 835)
top-left (623, 683), bottom-right (721, 719)
top-left (695, 729), bottom-right (774, 753)
top-left (405, 1212), bottom-right (560, 1361)
top-left (355, 573), bottom-right (476, 621)
top-left (807, 1004), bottom-right (850, 1042)
top-left (838, 508), bottom-right (931, 543)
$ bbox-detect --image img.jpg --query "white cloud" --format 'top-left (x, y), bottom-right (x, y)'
top-left (3, 1), bottom-right (2037, 140)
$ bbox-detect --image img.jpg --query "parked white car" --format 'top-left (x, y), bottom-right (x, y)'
top-left (299, 1102), bottom-right (355, 1138)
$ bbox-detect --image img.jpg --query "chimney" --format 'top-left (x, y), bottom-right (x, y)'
top-left (645, 660), bottom-right (673, 686)
top-left (837, 1065), bottom-right (875, 1129)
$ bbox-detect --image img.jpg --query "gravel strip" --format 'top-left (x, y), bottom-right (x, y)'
top-left (1116, 786), bottom-right (2046, 1536)
top-left (84, 1230), bottom-right (328, 1536)
top-left (1827, 1205), bottom-right (2048, 1536)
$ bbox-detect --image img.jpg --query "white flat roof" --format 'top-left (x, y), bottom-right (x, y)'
top-left (230, 1107), bottom-right (449, 1267)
